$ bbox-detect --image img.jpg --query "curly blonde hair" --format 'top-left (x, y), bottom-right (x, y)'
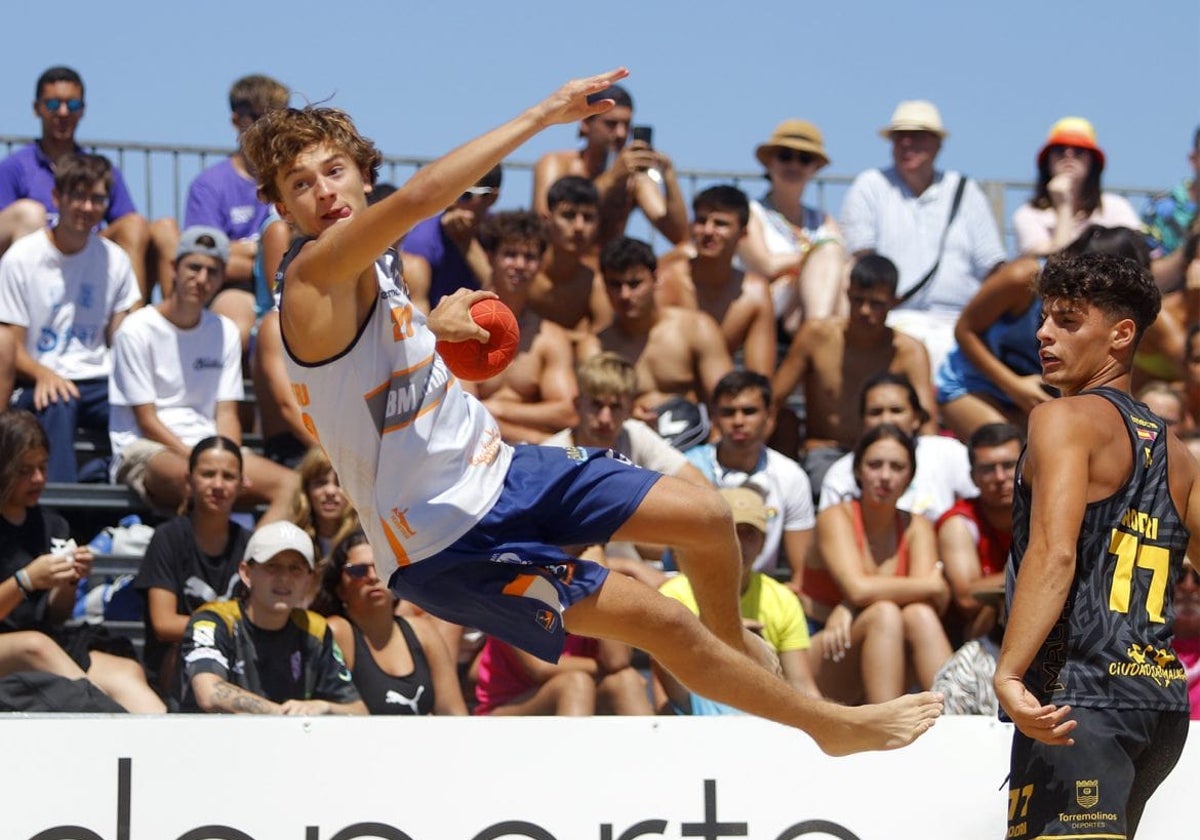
top-left (241, 106), bottom-right (382, 205)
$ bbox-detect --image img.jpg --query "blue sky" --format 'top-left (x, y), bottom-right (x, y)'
top-left (2, 0), bottom-right (1197, 240)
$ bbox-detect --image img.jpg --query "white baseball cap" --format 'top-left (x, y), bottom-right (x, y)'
top-left (243, 521), bottom-right (315, 569)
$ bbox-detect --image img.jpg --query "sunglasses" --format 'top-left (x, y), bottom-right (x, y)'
top-left (459, 186), bottom-right (498, 203)
top-left (42, 97), bottom-right (84, 113)
top-left (775, 149), bottom-right (816, 165)
top-left (342, 563), bottom-right (375, 580)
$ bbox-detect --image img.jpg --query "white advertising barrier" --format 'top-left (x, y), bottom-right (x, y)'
top-left (0, 715), bottom-right (1196, 839)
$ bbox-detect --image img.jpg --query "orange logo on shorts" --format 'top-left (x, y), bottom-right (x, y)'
top-left (535, 609), bottom-right (558, 632)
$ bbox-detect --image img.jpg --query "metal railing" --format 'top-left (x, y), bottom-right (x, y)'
top-left (3, 134), bottom-right (1164, 252)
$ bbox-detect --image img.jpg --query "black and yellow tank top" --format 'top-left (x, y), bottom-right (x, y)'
top-left (1008, 387), bottom-right (1190, 711)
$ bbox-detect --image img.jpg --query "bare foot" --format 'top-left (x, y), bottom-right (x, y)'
top-left (813, 692), bottom-right (944, 757)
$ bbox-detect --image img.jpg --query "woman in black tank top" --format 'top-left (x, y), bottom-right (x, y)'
top-left (312, 530), bottom-right (466, 715)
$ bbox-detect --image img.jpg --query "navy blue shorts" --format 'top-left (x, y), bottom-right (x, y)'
top-left (388, 445), bottom-right (662, 662)
top-left (1007, 705), bottom-right (1189, 838)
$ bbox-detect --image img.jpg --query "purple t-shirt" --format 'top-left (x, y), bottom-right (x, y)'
top-left (0, 143), bottom-right (138, 226)
top-left (184, 157), bottom-right (270, 241)
top-left (399, 212), bottom-right (477, 307)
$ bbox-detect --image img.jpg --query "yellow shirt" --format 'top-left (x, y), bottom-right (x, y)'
top-left (659, 572), bottom-right (811, 653)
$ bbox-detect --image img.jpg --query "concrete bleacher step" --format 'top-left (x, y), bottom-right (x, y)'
top-left (42, 482), bottom-right (148, 513)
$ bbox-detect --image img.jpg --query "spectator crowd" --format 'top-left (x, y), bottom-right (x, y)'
top-left (1, 64), bottom-right (1199, 719)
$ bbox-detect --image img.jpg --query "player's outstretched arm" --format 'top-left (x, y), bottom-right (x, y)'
top-left (298, 68), bottom-right (629, 293)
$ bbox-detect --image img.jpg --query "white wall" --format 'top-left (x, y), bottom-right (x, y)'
top-left (1, 716), bottom-right (1195, 839)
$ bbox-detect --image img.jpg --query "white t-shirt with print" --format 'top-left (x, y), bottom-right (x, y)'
top-left (0, 229), bottom-right (139, 380)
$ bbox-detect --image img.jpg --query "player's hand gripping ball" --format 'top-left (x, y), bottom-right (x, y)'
top-left (436, 299), bottom-right (520, 381)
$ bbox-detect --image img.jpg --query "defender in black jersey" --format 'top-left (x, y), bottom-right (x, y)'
top-left (996, 253), bottom-right (1198, 839)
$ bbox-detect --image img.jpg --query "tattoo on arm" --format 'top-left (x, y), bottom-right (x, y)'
top-left (210, 680), bottom-right (276, 714)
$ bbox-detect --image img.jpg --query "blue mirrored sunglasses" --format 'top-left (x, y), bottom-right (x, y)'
top-left (42, 97), bottom-right (84, 113)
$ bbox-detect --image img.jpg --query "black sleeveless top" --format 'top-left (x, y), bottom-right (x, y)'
top-left (1008, 387), bottom-right (1190, 711)
top-left (351, 616), bottom-right (436, 715)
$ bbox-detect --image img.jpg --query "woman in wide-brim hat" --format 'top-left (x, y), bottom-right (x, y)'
top-left (1011, 117), bottom-right (1142, 257)
top-left (738, 119), bottom-right (848, 335)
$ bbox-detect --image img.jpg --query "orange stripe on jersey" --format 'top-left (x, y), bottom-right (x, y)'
top-left (364, 378), bottom-right (390, 400)
top-left (362, 350), bottom-right (439, 400)
top-left (501, 575), bottom-right (538, 597)
top-left (379, 517), bottom-right (411, 568)
top-left (390, 354), bottom-right (435, 380)
top-left (383, 393), bottom-right (445, 434)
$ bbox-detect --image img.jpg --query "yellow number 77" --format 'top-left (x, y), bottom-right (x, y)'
top-left (1108, 529), bottom-right (1169, 623)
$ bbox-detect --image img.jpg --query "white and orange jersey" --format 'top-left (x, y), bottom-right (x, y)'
top-left (281, 248), bottom-right (511, 582)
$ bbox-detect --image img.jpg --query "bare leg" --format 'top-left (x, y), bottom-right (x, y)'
top-left (142, 450), bottom-right (190, 513)
top-left (564, 572), bottom-right (942, 756)
top-left (939, 394), bottom-right (1009, 442)
top-left (798, 241), bottom-right (848, 321)
top-left (807, 601), bottom-right (906, 704)
top-left (902, 603), bottom-right (953, 690)
top-left (103, 214), bottom-right (151, 304)
top-left (241, 452), bottom-right (301, 523)
top-left (488, 670), bottom-right (595, 716)
top-left (210, 288), bottom-right (258, 360)
top-left (596, 666), bottom-right (653, 715)
top-left (0, 199), bottom-right (47, 254)
top-left (609, 476), bottom-right (744, 651)
top-left (0, 326), bottom-right (15, 407)
top-left (0, 631), bottom-right (87, 679)
top-left (147, 217), bottom-right (180, 302)
top-left (857, 601), bottom-right (907, 702)
top-left (87, 651), bottom-right (166, 714)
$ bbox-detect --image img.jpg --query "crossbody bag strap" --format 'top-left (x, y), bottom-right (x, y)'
top-left (898, 173), bottom-right (970, 305)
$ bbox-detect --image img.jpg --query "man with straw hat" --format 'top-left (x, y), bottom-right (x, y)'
top-left (840, 100), bottom-right (1006, 377)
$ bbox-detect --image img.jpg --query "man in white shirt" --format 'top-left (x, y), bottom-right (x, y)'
top-left (0, 153), bottom-right (140, 481)
top-left (685, 369), bottom-right (814, 594)
top-left (108, 226), bottom-right (297, 519)
top-left (840, 100), bottom-right (1006, 374)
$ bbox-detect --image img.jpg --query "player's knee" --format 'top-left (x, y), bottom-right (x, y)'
top-left (687, 486), bottom-right (735, 541)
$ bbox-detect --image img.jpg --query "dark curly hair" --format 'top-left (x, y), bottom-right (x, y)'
top-left (1037, 251), bottom-right (1160, 343)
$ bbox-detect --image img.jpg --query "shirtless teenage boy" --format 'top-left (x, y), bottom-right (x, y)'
top-left (580, 236), bottom-right (733, 435)
top-left (470, 211), bottom-right (579, 444)
top-left (773, 254), bottom-right (935, 477)
top-left (532, 85), bottom-right (687, 249)
top-left (527, 175), bottom-right (611, 335)
top-left (657, 185), bottom-right (776, 376)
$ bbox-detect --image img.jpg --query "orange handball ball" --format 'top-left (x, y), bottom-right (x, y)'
top-left (435, 299), bottom-right (521, 382)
